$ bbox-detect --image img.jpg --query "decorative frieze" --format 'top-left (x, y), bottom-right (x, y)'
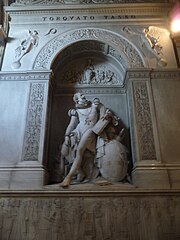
top-left (6, 10), bottom-right (169, 25)
top-left (55, 86), bottom-right (127, 95)
top-left (22, 83), bottom-right (45, 161)
top-left (11, 0), bottom-right (169, 5)
top-left (150, 71), bottom-right (180, 80)
top-left (133, 81), bottom-right (157, 160)
top-left (126, 69), bottom-right (180, 81)
top-left (0, 195), bottom-right (179, 240)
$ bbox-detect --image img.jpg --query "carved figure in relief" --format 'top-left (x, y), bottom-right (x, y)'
top-left (12, 30), bottom-right (39, 69)
top-left (122, 26), bottom-right (167, 67)
top-left (143, 28), bottom-right (162, 55)
top-left (60, 93), bottom-right (128, 187)
top-left (84, 59), bottom-right (96, 83)
top-left (142, 27), bottom-right (167, 67)
top-left (62, 58), bottom-right (119, 85)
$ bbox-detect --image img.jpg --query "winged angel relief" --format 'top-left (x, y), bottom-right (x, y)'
top-left (122, 26), bottom-right (168, 67)
top-left (12, 30), bottom-right (39, 69)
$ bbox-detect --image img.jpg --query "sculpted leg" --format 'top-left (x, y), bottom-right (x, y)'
top-left (61, 130), bottom-right (95, 187)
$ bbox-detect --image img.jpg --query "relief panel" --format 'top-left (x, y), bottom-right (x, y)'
top-left (11, 0), bottom-right (169, 5)
top-left (133, 81), bottom-right (157, 161)
top-left (0, 195), bottom-right (179, 240)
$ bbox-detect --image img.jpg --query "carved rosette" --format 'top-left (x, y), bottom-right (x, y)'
top-left (33, 28), bottom-right (144, 70)
top-left (22, 83), bottom-right (45, 161)
top-left (133, 81), bottom-right (157, 160)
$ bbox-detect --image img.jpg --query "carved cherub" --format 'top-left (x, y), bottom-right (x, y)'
top-left (12, 30), bottom-right (39, 68)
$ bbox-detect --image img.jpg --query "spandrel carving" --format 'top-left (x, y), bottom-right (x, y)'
top-left (142, 26), bottom-right (167, 67)
top-left (12, 28), bottom-right (57, 69)
top-left (121, 26), bottom-right (168, 68)
top-left (12, 30), bottom-right (39, 69)
top-left (57, 93), bottom-right (129, 187)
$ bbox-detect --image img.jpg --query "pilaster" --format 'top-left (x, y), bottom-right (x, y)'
top-left (0, 71), bottom-right (52, 189)
top-left (127, 69), bottom-right (180, 189)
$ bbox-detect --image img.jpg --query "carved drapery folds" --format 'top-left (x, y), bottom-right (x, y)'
top-left (22, 83), bottom-right (45, 161)
top-left (133, 81), bottom-right (157, 160)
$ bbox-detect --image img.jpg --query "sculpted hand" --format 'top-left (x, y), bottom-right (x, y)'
top-left (65, 135), bottom-right (70, 146)
top-left (103, 109), bottom-right (113, 120)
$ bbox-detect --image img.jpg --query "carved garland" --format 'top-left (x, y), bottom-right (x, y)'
top-left (33, 28), bottom-right (144, 70)
top-left (22, 83), bottom-right (45, 161)
top-left (133, 81), bottom-right (157, 160)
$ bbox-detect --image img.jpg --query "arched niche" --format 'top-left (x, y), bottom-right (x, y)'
top-left (33, 27), bottom-right (145, 70)
top-left (48, 39), bottom-right (133, 183)
top-left (52, 40), bottom-right (126, 86)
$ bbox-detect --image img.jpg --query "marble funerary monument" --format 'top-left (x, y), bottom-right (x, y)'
top-left (0, 0), bottom-right (180, 239)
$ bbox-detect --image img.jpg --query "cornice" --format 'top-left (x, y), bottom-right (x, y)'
top-left (10, 0), bottom-right (170, 7)
top-left (0, 70), bottom-right (52, 81)
top-left (5, 3), bottom-right (170, 17)
top-left (0, 189), bottom-right (180, 197)
top-left (125, 69), bottom-right (180, 80)
top-left (54, 86), bottom-right (127, 95)
top-left (1, 70), bottom-right (179, 81)
top-left (150, 70), bottom-right (180, 79)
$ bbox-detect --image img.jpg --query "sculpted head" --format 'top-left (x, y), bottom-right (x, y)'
top-left (73, 93), bottom-right (90, 107)
top-left (73, 93), bottom-right (85, 103)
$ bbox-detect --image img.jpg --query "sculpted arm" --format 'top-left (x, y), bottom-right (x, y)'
top-left (61, 109), bottom-right (79, 154)
top-left (64, 109), bottom-right (79, 137)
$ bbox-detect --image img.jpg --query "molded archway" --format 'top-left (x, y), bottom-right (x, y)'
top-left (33, 27), bottom-right (146, 71)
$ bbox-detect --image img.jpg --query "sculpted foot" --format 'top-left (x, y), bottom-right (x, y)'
top-left (60, 176), bottom-right (72, 188)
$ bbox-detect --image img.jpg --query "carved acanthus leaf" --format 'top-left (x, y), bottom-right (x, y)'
top-left (133, 81), bottom-right (157, 160)
top-left (22, 83), bottom-right (45, 161)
